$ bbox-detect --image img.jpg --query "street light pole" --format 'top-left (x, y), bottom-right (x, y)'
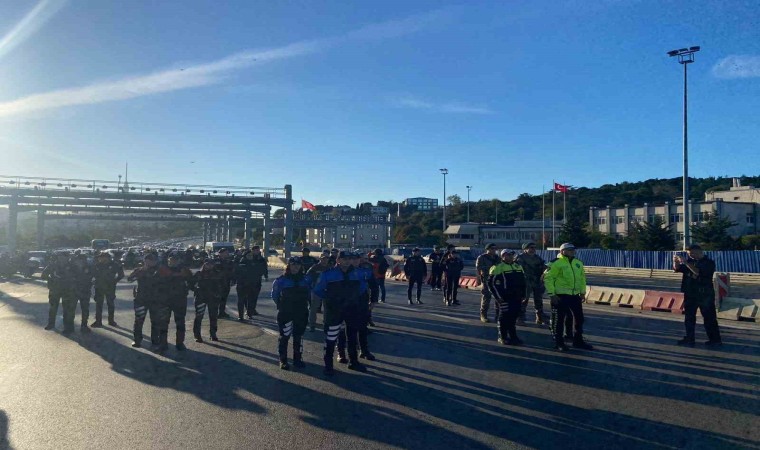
top-left (466, 185), bottom-right (472, 222)
top-left (440, 169), bottom-right (448, 231)
top-left (668, 46), bottom-right (700, 250)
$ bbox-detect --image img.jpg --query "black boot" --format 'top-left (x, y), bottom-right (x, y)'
top-left (572, 334), bottom-right (593, 350)
top-left (176, 330), bottom-right (187, 351)
top-left (293, 336), bottom-right (305, 368)
top-left (157, 330), bottom-right (168, 353)
top-left (193, 320), bottom-right (203, 342)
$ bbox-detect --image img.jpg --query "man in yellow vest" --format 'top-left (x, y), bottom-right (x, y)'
top-left (543, 243), bottom-right (593, 351)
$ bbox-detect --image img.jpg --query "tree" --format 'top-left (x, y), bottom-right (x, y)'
top-left (691, 214), bottom-right (737, 250)
top-left (557, 217), bottom-right (591, 248)
top-left (447, 194), bottom-right (462, 206)
top-left (624, 217), bottom-right (675, 250)
top-left (739, 234), bottom-right (760, 250)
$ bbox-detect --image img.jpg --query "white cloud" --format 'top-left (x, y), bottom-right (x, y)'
top-left (712, 55), bottom-right (760, 79)
top-left (393, 96), bottom-right (494, 114)
top-left (0, 0), bottom-right (67, 61)
top-left (0, 8), bottom-right (453, 118)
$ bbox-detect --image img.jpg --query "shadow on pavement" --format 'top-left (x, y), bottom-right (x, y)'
top-left (0, 410), bottom-right (12, 450)
top-left (2, 281), bottom-right (758, 449)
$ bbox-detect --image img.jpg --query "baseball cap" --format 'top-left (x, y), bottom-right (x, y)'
top-left (522, 242), bottom-right (536, 250)
top-left (302, 247), bottom-right (310, 252)
top-left (485, 243), bottom-right (497, 249)
top-left (501, 249), bottom-right (516, 256)
top-left (686, 244), bottom-right (702, 250)
top-left (559, 243), bottom-right (576, 251)
top-left (413, 247), bottom-right (421, 251)
top-left (288, 256), bottom-right (302, 264)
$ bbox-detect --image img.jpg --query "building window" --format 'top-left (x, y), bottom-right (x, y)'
top-left (339, 234), bottom-right (348, 240)
top-left (692, 211), bottom-right (710, 223)
top-left (747, 214), bottom-right (755, 224)
top-left (594, 217), bottom-right (607, 225)
top-left (371, 234), bottom-right (379, 240)
top-left (670, 213), bottom-right (683, 223)
top-left (629, 215), bottom-right (644, 223)
top-left (615, 216), bottom-right (625, 224)
top-left (649, 214), bottom-right (665, 223)
top-left (676, 232), bottom-right (684, 241)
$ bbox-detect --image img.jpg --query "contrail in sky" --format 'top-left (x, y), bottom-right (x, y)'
top-left (0, 8), bottom-right (455, 118)
top-left (0, 0), bottom-right (67, 61)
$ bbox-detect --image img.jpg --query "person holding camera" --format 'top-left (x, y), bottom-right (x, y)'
top-left (673, 244), bottom-right (721, 346)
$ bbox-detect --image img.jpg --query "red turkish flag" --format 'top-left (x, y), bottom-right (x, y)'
top-left (554, 182), bottom-right (568, 193)
top-left (301, 199), bottom-right (316, 211)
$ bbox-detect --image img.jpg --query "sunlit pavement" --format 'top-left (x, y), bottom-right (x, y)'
top-left (0, 276), bottom-right (758, 450)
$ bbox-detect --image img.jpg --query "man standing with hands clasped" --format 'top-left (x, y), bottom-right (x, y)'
top-left (673, 244), bottom-right (722, 347)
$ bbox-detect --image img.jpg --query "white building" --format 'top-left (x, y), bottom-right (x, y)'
top-left (405, 197), bottom-right (438, 211)
top-left (369, 206), bottom-right (389, 216)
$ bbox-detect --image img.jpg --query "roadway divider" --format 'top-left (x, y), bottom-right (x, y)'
top-left (458, 276), bottom-right (480, 289)
top-left (584, 286), bottom-right (646, 308)
top-left (717, 297), bottom-right (760, 322)
top-left (641, 290), bottom-right (685, 314)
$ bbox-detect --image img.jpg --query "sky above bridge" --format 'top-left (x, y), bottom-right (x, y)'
top-left (0, 0), bottom-right (758, 207)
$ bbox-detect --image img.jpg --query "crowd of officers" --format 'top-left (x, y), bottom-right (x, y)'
top-left (40, 240), bottom-right (721, 375)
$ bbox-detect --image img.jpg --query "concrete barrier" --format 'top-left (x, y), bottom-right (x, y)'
top-left (641, 290), bottom-right (685, 314)
top-left (585, 286), bottom-right (646, 308)
top-left (458, 276), bottom-right (480, 289)
top-left (718, 297), bottom-right (760, 322)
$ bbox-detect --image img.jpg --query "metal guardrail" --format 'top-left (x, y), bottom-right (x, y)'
top-left (0, 175), bottom-right (286, 199)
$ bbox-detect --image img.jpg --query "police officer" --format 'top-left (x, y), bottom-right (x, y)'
top-left (442, 250), bottom-right (464, 306)
top-left (158, 254), bottom-right (193, 351)
top-left (42, 253), bottom-right (68, 330)
top-left (68, 254), bottom-right (94, 333)
top-left (488, 249), bottom-right (527, 345)
top-left (313, 251), bottom-right (368, 375)
top-left (127, 253), bottom-right (161, 348)
top-left (428, 246), bottom-right (444, 291)
top-left (192, 259), bottom-right (223, 343)
top-left (271, 257), bottom-right (311, 370)
top-left (91, 252), bottom-right (125, 328)
top-left (215, 248), bottom-right (236, 318)
top-left (403, 248), bottom-right (427, 305)
top-left (306, 253), bottom-right (331, 331)
top-left (516, 241), bottom-right (548, 325)
top-left (234, 247), bottom-right (268, 320)
top-left (476, 243), bottom-right (500, 323)
top-left (352, 253), bottom-right (376, 360)
top-left (674, 244), bottom-right (722, 346)
top-left (544, 243), bottom-right (593, 351)
top-left (369, 248), bottom-right (390, 304)
top-left (300, 247), bottom-right (318, 274)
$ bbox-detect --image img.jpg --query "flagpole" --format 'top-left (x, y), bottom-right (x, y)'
top-left (563, 181), bottom-right (567, 224)
top-left (541, 186), bottom-right (546, 250)
top-left (552, 180), bottom-right (556, 247)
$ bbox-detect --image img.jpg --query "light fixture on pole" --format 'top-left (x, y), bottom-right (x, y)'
top-left (668, 45), bottom-right (700, 250)
top-left (466, 185), bottom-right (472, 222)
top-left (440, 168), bottom-right (448, 231)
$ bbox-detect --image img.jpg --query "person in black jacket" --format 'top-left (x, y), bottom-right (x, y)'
top-left (442, 250), bottom-right (464, 306)
top-left (157, 254), bottom-right (193, 351)
top-left (234, 248), bottom-right (268, 320)
top-left (428, 246), bottom-right (444, 291)
top-left (69, 254), bottom-right (94, 333)
top-left (674, 244), bottom-right (722, 346)
top-left (215, 248), bottom-right (236, 318)
top-left (91, 252), bottom-right (125, 327)
top-left (299, 247), bottom-right (318, 274)
top-left (127, 254), bottom-right (162, 348)
top-left (271, 257), bottom-right (311, 370)
top-left (403, 248), bottom-right (427, 305)
top-left (488, 249), bottom-right (527, 345)
top-left (369, 248), bottom-right (390, 303)
top-left (192, 260), bottom-right (223, 343)
top-left (41, 253), bottom-right (71, 331)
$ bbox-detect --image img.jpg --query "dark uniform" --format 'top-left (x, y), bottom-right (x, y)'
top-left (91, 257), bottom-right (125, 327)
top-left (42, 255), bottom-right (70, 331)
top-left (403, 250), bottom-right (427, 305)
top-left (157, 262), bottom-right (193, 351)
top-left (428, 249), bottom-right (444, 291)
top-left (127, 260), bottom-right (162, 347)
top-left (313, 256), bottom-right (368, 375)
top-left (369, 251), bottom-right (390, 303)
top-left (675, 252), bottom-right (721, 345)
top-left (215, 252), bottom-right (236, 318)
top-left (271, 267), bottom-right (311, 369)
top-left (442, 253), bottom-right (464, 305)
top-left (234, 250), bottom-right (268, 319)
top-left (192, 264), bottom-right (223, 342)
top-left (306, 259), bottom-right (330, 330)
top-left (68, 256), bottom-right (94, 332)
top-left (488, 255), bottom-right (527, 344)
top-left (516, 249), bottom-right (547, 324)
top-left (476, 247), bottom-right (500, 322)
top-left (299, 251), bottom-right (318, 274)
top-left (350, 258), bottom-right (375, 359)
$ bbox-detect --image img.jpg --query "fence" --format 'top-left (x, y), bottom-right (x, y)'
top-left (534, 249), bottom-right (760, 273)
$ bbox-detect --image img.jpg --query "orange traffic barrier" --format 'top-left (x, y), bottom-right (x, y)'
top-left (641, 290), bottom-right (685, 314)
top-left (585, 286), bottom-right (646, 308)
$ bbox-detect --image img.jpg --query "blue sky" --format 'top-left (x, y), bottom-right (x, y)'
top-left (0, 0), bottom-right (758, 207)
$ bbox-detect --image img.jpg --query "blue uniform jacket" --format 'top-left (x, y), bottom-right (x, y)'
top-left (271, 273), bottom-right (312, 316)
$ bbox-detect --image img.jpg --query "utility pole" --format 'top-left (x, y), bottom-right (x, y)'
top-left (466, 185), bottom-right (472, 222)
top-left (440, 169), bottom-right (448, 231)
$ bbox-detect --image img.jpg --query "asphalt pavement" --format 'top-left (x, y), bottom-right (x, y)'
top-left (0, 275), bottom-right (758, 450)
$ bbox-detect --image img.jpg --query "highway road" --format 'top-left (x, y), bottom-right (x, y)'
top-left (1, 275), bottom-right (758, 450)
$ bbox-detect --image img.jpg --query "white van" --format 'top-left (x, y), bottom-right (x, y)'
top-left (205, 242), bottom-right (235, 254)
